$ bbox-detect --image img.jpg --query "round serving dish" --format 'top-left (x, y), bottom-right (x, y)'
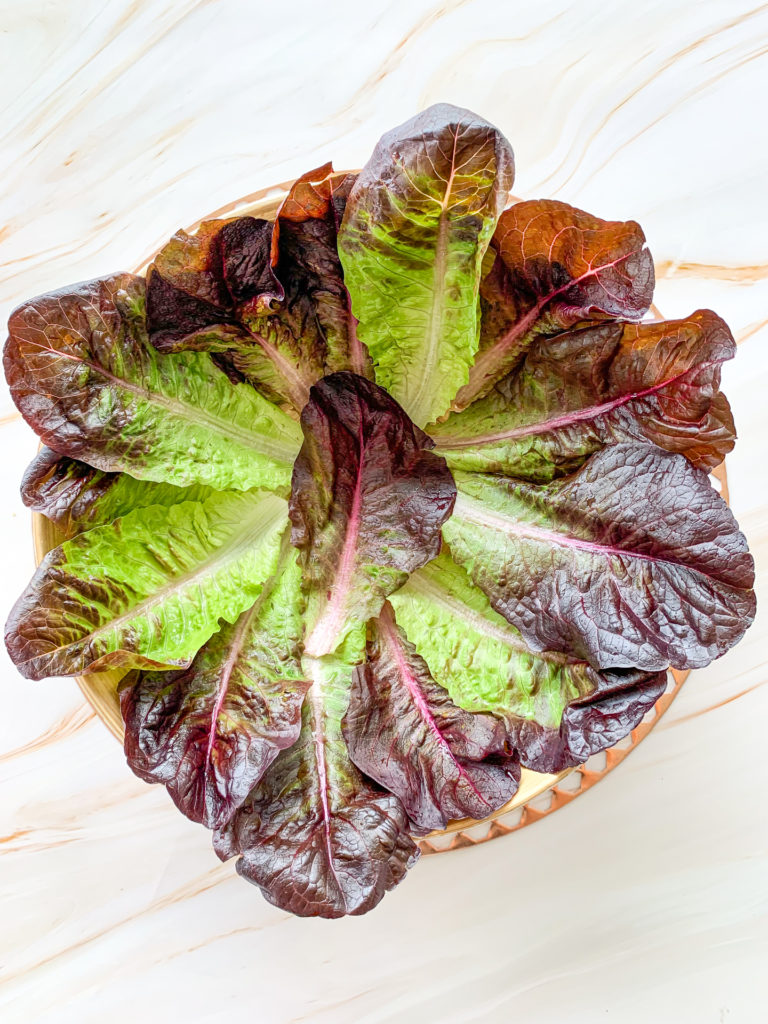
top-left (31, 177), bottom-right (728, 851)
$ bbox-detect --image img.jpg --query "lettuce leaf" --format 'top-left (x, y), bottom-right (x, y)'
top-left (431, 310), bottom-right (736, 479)
top-left (338, 103), bottom-right (514, 427)
top-left (289, 371), bottom-right (455, 657)
top-left (22, 447), bottom-right (215, 537)
top-left (147, 166), bottom-right (366, 412)
top-left (389, 553), bottom-right (666, 772)
top-left (343, 603), bottom-right (520, 830)
top-left (452, 199), bottom-right (654, 409)
top-left (4, 274), bottom-right (301, 492)
top-left (444, 445), bottom-right (755, 671)
top-left (271, 163), bottom-right (371, 379)
top-left (214, 630), bottom-right (419, 918)
top-left (6, 490), bottom-right (288, 679)
top-left (120, 535), bottom-right (309, 829)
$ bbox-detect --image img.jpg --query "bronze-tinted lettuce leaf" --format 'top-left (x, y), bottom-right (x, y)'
top-left (390, 553), bottom-right (667, 773)
top-left (338, 103), bottom-right (515, 427)
top-left (431, 310), bottom-right (736, 479)
top-left (146, 166), bottom-right (366, 413)
top-left (120, 537), bottom-right (309, 829)
top-left (271, 162), bottom-right (371, 379)
top-left (343, 604), bottom-right (520, 831)
top-left (4, 274), bottom-right (301, 493)
top-left (289, 371), bottom-right (456, 658)
top-left (453, 199), bottom-right (654, 409)
top-left (444, 444), bottom-right (755, 672)
top-left (214, 633), bottom-right (419, 918)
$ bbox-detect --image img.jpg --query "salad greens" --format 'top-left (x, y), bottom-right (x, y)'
top-left (4, 104), bottom-right (755, 918)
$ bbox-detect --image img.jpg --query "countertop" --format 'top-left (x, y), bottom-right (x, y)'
top-left (1, 1), bottom-right (766, 1021)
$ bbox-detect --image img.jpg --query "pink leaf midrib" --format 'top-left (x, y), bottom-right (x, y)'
top-left (304, 413), bottom-right (366, 657)
top-left (378, 608), bottom-right (491, 807)
top-left (436, 359), bottom-right (723, 450)
top-left (455, 246), bottom-right (646, 409)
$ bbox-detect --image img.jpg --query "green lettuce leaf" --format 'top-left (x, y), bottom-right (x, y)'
top-left (430, 310), bottom-right (736, 479)
top-left (5, 490), bottom-right (288, 679)
top-left (289, 371), bottom-right (456, 657)
top-left (452, 199), bottom-right (654, 410)
top-left (214, 628), bottom-right (419, 918)
top-left (389, 553), bottom-right (667, 772)
top-left (22, 447), bottom-right (215, 537)
top-left (4, 274), bottom-right (301, 492)
top-left (443, 444), bottom-right (755, 672)
top-left (121, 535), bottom-right (309, 829)
top-left (338, 103), bottom-right (515, 427)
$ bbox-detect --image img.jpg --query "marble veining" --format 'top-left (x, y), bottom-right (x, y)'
top-left (1, 1), bottom-right (767, 1021)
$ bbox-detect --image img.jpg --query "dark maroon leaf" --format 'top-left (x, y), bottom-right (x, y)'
top-left (289, 371), bottom-right (456, 657)
top-left (120, 539), bottom-right (309, 829)
top-left (445, 443), bottom-right (755, 671)
top-left (431, 310), bottom-right (736, 479)
top-left (214, 640), bottom-right (419, 918)
top-left (344, 604), bottom-right (520, 830)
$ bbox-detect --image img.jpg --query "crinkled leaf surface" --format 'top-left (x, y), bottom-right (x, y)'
top-left (121, 536), bottom-right (309, 829)
top-left (390, 553), bottom-right (666, 772)
top-left (146, 216), bottom-right (321, 412)
top-left (147, 168), bottom-right (366, 413)
top-left (338, 103), bottom-right (515, 427)
top-left (453, 199), bottom-right (654, 409)
top-left (22, 447), bottom-right (215, 537)
top-left (272, 163), bottom-right (371, 379)
top-left (6, 490), bottom-right (288, 679)
top-left (343, 603), bottom-right (520, 830)
top-left (4, 274), bottom-right (301, 492)
top-left (214, 630), bottom-right (419, 918)
top-left (289, 371), bottom-right (456, 657)
top-left (431, 310), bottom-right (736, 479)
top-left (443, 444), bottom-right (755, 671)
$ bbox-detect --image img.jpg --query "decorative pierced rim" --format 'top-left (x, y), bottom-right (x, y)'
top-left (29, 173), bottom-right (729, 852)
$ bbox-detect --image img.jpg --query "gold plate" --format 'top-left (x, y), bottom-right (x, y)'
top-left (30, 177), bottom-right (728, 852)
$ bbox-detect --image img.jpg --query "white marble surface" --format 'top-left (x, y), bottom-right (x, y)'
top-left (1, 1), bottom-right (767, 1020)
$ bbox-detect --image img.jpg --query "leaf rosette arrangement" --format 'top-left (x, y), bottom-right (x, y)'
top-left (4, 105), bottom-right (755, 918)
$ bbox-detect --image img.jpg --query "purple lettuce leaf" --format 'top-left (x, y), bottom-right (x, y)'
top-left (6, 490), bottom-right (288, 679)
top-left (214, 632), bottom-right (419, 918)
top-left (452, 199), bottom-right (654, 410)
top-left (343, 603), bottom-right (520, 831)
top-left (289, 371), bottom-right (456, 657)
top-left (390, 552), bottom-right (667, 773)
top-left (444, 443), bottom-right (755, 672)
top-left (120, 535), bottom-right (309, 829)
top-left (271, 163), bottom-right (371, 380)
top-left (431, 310), bottom-right (736, 479)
